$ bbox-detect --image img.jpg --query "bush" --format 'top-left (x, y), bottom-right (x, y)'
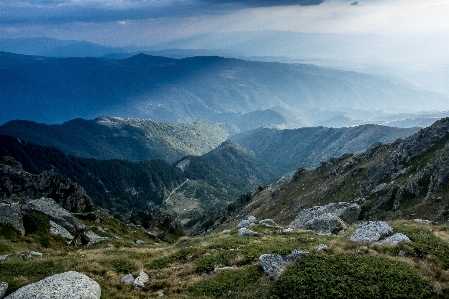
top-left (273, 253), bottom-right (434, 299)
top-left (109, 258), bottom-right (137, 274)
top-left (22, 213), bottom-right (51, 247)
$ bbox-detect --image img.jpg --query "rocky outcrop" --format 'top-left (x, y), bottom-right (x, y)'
top-left (0, 202), bottom-right (24, 235)
top-left (259, 219), bottom-right (278, 227)
top-left (133, 271), bottom-right (149, 291)
top-left (290, 202), bottom-right (360, 235)
top-left (0, 282), bottom-right (7, 299)
top-left (22, 197), bottom-right (86, 236)
top-left (82, 230), bottom-right (109, 246)
top-left (4, 271), bottom-right (101, 299)
top-left (0, 156), bottom-right (93, 213)
top-left (238, 216), bottom-right (258, 228)
top-left (349, 221), bottom-right (393, 243)
top-left (50, 220), bottom-right (74, 241)
top-left (375, 233), bottom-right (411, 245)
top-left (259, 249), bottom-right (308, 280)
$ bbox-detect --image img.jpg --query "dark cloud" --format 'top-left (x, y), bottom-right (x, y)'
top-left (0, 0), bottom-right (324, 26)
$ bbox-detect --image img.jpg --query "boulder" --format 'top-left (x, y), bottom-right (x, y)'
top-left (349, 221), bottom-right (393, 243)
top-left (0, 202), bottom-right (25, 235)
top-left (135, 240), bottom-right (144, 245)
top-left (22, 198), bottom-right (85, 236)
top-left (314, 244), bottom-right (329, 251)
top-left (82, 230), bottom-right (109, 246)
top-left (247, 216), bottom-right (257, 224)
top-left (0, 282), bottom-right (7, 299)
top-left (20, 251), bottom-right (42, 261)
top-left (290, 202), bottom-right (360, 230)
top-left (237, 220), bottom-right (251, 228)
top-left (120, 274), bottom-right (134, 285)
top-left (133, 271), bottom-right (149, 290)
top-left (259, 254), bottom-right (292, 279)
top-left (50, 220), bottom-right (74, 241)
top-left (291, 249), bottom-right (309, 261)
top-left (0, 255), bottom-right (10, 264)
top-left (303, 212), bottom-right (346, 235)
top-left (4, 271), bottom-right (100, 299)
top-left (375, 233), bottom-right (411, 245)
top-left (259, 219), bottom-right (278, 227)
top-left (237, 228), bottom-right (262, 236)
top-left (276, 228), bottom-right (293, 234)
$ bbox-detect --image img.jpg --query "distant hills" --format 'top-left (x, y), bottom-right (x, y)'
top-left (1, 51), bottom-right (447, 126)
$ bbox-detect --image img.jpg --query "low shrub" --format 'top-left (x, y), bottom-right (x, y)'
top-left (109, 258), bottom-right (137, 274)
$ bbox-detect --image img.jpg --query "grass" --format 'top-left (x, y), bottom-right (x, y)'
top-left (1, 217), bottom-right (449, 298)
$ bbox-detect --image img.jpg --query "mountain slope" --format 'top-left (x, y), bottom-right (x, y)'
top-left (0, 117), bottom-right (230, 163)
top-left (231, 124), bottom-right (420, 176)
top-left (1, 52), bottom-right (447, 125)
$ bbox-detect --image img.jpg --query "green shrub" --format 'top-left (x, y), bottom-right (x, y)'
top-left (273, 253), bottom-right (434, 299)
top-left (147, 247), bottom-right (194, 269)
top-left (109, 258), bottom-right (137, 274)
top-left (22, 213), bottom-right (51, 247)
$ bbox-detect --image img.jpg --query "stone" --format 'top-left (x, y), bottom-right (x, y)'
top-left (50, 220), bottom-right (74, 241)
top-left (237, 220), bottom-right (251, 227)
top-left (0, 202), bottom-right (25, 235)
top-left (247, 216), bottom-right (257, 223)
top-left (0, 282), bottom-right (7, 299)
top-left (133, 271), bottom-right (149, 291)
top-left (135, 240), bottom-right (144, 245)
top-left (97, 226), bottom-right (106, 233)
top-left (237, 228), bottom-right (262, 236)
top-left (20, 251), bottom-right (42, 260)
top-left (157, 289), bottom-right (164, 297)
top-left (22, 197), bottom-right (85, 236)
top-left (0, 255), bottom-right (10, 264)
top-left (314, 244), bottom-right (329, 251)
top-left (259, 254), bottom-right (292, 279)
top-left (4, 271), bottom-right (100, 299)
top-left (291, 249), bottom-right (309, 261)
top-left (82, 230), bottom-right (109, 246)
top-left (290, 202), bottom-right (360, 230)
top-left (259, 219), bottom-right (278, 227)
top-left (375, 233), bottom-right (411, 245)
top-left (349, 221), bottom-right (393, 243)
top-left (221, 229), bottom-right (231, 234)
top-left (120, 274), bottom-right (134, 285)
top-left (275, 228), bottom-right (293, 234)
top-left (398, 250), bottom-right (407, 256)
top-left (414, 219), bottom-right (432, 225)
top-left (303, 212), bottom-right (346, 235)
top-left (214, 266), bottom-right (236, 273)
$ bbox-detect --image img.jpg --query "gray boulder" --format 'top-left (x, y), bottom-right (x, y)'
top-left (237, 220), bottom-right (251, 228)
top-left (0, 282), bottom-right (7, 299)
top-left (4, 271), bottom-right (100, 299)
top-left (22, 197), bottom-right (85, 236)
top-left (291, 249), bottom-right (309, 261)
top-left (135, 240), bottom-right (144, 245)
top-left (290, 202), bottom-right (360, 230)
top-left (20, 251), bottom-right (42, 261)
top-left (375, 233), bottom-right (411, 245)
top-left (133, 271), bottom-right (149, 290)
top-left (237, 228), bottom-right (262, 236)
top-left (0, 255), bottom-right (10, 264)
top-left (0, 202), bottom-right (24, 235)
top-left (304, 212), bottom-right (346, 235)
top-left (83, 230), bottom-right (109, 246)
top-left (275, 228), bottom-right (293, 234)
top-left (259, 254), bottom-right (292, 279)
top-left (120, 274), bottom-right (134, 285)
top-left (315, 244), bottom-right (329, 251)
top-left (248, 216), bottom-right (257, 223)
top-left (50, 220), bottom-right (74, 241)
top-left (349, 221), bottom-right (393, 243)
top-left (259, 219), bottom-right (278, 227)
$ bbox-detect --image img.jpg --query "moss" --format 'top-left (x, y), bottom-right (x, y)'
top-left (273, 253), bottom-right (434, 299)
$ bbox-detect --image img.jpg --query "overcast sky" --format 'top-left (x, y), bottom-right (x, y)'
top-left (0, 0), bottom-right (448, 47)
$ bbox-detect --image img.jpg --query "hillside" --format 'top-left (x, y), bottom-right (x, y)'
top-left (231, 124), bottom-right (420, 176)
top-left (216, 117), bottom-right (449, 231)
top-left (0, 117), bottom-right (230, 163)
top-left (1, 52), bottom-right (447, 126)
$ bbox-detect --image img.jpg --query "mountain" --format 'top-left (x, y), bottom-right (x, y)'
top-left (0, 117), bottom-right (230, 163)
top-left (1, 51), bottom-right (447, 125)
top-left (231, 124), bottom-right (420, 176)
top-left (216, 117), bottom-right (449, 230)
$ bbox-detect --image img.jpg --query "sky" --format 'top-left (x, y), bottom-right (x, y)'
top-left (0, 0), bottom-right (448, 47)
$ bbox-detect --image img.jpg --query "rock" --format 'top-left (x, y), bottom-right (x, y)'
top-left (259, 254), bottom-right (292, 279)
top-left (237, 228), bottom-right (262, 236)
top-left (133, 271), bottom-right (149, 290)
top-left (157, 289), bottom-right (164, 297)
top-left (259, 219), bottom-right (278, 227)
top-left (291, 249), bottom-right (309, 261)
top-left (22, 197), bottom-right (85, 236)
top-left (414, 219), bottom-right (432, 225)
top-left (237, 220), bottom-right (251, 227)
top-left (303, 212), bottom-right (346, 235)
top-left (97, 226), bottom-right (106, 233)
top-left (4, 271), bottom-right (100, 299)
top-left (398, 250), bottom-right (407, 256)
top-left (314, 244), bottom-right (329, 251)
top-left (120, 274), bottom-right (134, 285)
top-left (135, 240), bottom-right (144, 245)
top-left (276, 228), bottom-right (293, 234)
top-left (248, 216), bottom-right (257, 223)
top-left (20, 251), bottom-right (42, 260)
top-left (0, 282), bottom-right (7, 299)
top-left (0, 202), bottom-right (25, 235)
top-left (375, 233), bottom-right (411, 245)
top-left (221, 229), bottom-right (231, 234)
top-left (82, 230), bottom-right (109, 246)
top-left (0, 255), bottom-right (10, 264)
top-left (349, 221), bottom-right (393, 243)
top-left (290, 202), bottom-right (360, 230)
top-left (214, 266), bottom-right (236, 273)
top-left (50, 220), bottom-right (74, 241)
